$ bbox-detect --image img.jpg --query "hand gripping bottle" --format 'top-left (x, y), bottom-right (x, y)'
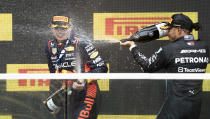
top-left (44, 87), bottom-right (66, 113)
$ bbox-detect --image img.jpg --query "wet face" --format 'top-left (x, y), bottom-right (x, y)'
top-left (167, 27), bottom-right (180, 42)
top-left (167, 27), bottom-right (188, 42)
top-left (51, 25), bottom-right (72, 42)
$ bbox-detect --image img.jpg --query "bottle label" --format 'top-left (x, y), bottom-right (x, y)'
top-left (156, 23), bottom-right (168, 38)
top-left (46, 98), bottom-right (59, 111)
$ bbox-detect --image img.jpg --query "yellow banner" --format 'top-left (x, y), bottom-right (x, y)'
top-left (203, 64), bottom-right (210, 91)
top-left (94, 12), bottom-right (198, 41)
top-left (6, 64), bottom-right (50, 91)
top-left (98, 64), bottom-right (110, 91)
top-left (0, 14), bottom-right (12, 41)
top-left (6, 64), bottom-right (110, 91)
top-left (0, 115), bottom-right (12, 119)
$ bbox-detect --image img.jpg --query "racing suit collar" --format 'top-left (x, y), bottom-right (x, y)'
top-left (174, 34), bottom-right (194, 42)
top-left (173, 36), bottom-right (184, 42)
top-left (53, 36), bottom-right (67, 44)
top-left (53, 38), bottom-right (67, 46)
top-left (183, 34), bottom-right (194, 41)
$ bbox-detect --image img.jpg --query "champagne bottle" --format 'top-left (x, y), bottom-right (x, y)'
top-left (44, 87), bottom-right (66, 112)
top-left (120, 22), bottom-right (168, 43)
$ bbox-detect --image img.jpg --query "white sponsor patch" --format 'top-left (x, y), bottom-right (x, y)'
top-left (96, 61), bottom-right (105, 67)
top-left (85, 44), bottom-right (94, 52)
top-left (180, 49), bottom-right (206, 54)
top-left (178, 67), bottom-right (206, 73)
top-left (175, 57), bottom-right (209, 64)
top-left (58, 61), bottom-right (76, 68)
top-left (88, 49), bottom-right (96, 56)
top-left (65, 57), bottom-right (76, 60)
top-left (93, 56), bottom-right (102, 64)
top-left (66, 53), bottom-right (75, 57)
top-left (51, 56), bottom-right (57, 60)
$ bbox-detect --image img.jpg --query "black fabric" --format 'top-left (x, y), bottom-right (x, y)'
top-left (130, 35), bottom-right (209, 119)
top-left (168, 13), bottom-right (194, 31)
top-left (156, 80), bottom-right (202, 119)
top-left (54, 82), bottom-right (100, 119)
top-left (156, 92), bottom-right (201, 119)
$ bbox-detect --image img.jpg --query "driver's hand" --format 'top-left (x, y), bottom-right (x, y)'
top-left (120, 41), bottom-right (135, 47)
top-left (72, 79), bottom-right (86, 91)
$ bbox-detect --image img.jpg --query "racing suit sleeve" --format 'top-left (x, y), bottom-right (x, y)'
top-left (130, 45), bottom-right (167, 72)
top-left (45, 44), bottom-right (55, 73)
top-left (78, 40), bottom-right (108, 73)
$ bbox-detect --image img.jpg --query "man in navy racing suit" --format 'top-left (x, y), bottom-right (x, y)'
top-left (120, 13), bottom-right (209, 119)
top-left (45, 15), bottom-right (108, 119)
